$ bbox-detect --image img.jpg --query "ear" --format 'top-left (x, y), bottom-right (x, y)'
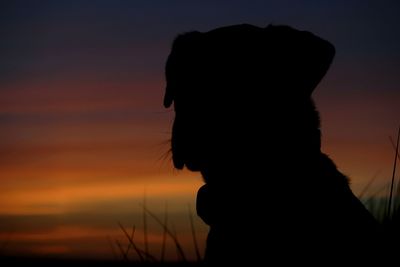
top-left (291, 30), bottom-right (335, 96)
top-left (164, 31), bottom-right (202, 108)
top-left (263, 25), bottom-right (335, 96)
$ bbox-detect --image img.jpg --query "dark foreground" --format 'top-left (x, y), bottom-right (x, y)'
top-left (0, 257), bottom-right (203, 267)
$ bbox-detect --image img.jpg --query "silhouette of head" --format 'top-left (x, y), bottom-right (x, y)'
top-left (164, 24), bottom-right (335, 178)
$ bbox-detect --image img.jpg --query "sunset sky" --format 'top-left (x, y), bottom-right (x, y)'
top-left (1, 0), bottom-right (399, 260)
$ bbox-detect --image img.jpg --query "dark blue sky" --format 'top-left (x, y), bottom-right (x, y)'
top-left (1, 0), bottom-right (400, 92)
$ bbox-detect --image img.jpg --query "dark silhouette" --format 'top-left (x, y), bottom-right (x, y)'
top-left (164, 24), bottom-right (380, 264)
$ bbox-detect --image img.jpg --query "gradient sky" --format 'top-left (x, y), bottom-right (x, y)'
top-left (1, 0), bottom-right (399, 260)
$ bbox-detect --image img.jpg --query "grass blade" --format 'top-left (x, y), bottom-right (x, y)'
top-left (161, 202), bottom-right (168, 262)
top-left (143, 191), bottom-right (149, 261)
top-left (390, 136), bottom-right (400, 162)
top-left (359, 170), bottom-right (381, 199)
top-left (115, 239), bottom-right (129, 262)
top-left (141, 204), bottom-right (187, 261)
top-left (124, 225), bottom-right (136, 257)
top-left (107, 236), bottom-right (118, 260)
top-left (388, 126), bottom-right (400, 217)
top-left (118, 222), bottom-right (145, 262)
top-left (188, 204), bottom-right (201, 261)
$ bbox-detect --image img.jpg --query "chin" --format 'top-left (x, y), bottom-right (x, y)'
top-left (184, 162), bottom-right (202, 172)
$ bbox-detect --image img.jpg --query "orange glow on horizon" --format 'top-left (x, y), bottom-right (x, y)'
top-left (0, 174), bottom-right (203, 215)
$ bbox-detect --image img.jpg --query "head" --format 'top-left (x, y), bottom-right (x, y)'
top-left (164, 24), bottom-right (335, 178)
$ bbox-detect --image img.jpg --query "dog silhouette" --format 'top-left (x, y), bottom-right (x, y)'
top-left (164, 24), bottom-right (380, 264)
